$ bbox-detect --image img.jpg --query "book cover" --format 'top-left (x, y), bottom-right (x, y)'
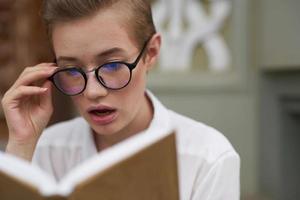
top-left (0, 131), bottom-right (179, 200)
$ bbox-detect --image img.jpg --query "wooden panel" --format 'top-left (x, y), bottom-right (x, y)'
top-left (0, 0), bottom-right (74, 146)
top-left (0, 119), bottom-right (8, 149)
top-left (0, 0), bottom-right (16, 117)
top-left (0, 0), bottom-right (15, 146)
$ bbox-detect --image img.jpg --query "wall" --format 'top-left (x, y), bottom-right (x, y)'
top-left (257, 0), bottom-right (300, 199)
top-left (152, 0), bottom-right (300, 198)
top-left (148, 0), bottom-right (260, 198)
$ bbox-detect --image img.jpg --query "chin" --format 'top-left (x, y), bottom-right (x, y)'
top-left (89, 118), bottom-right (124, 136)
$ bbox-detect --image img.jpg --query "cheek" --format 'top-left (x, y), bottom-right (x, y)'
top-left (120, 66), bottom-right (147, 107)
top-left (127, 65), bottom-right (147, 94)
top-left (131, 64), bottom-right (147, 87)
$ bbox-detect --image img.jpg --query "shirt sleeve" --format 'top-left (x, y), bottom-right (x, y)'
top-left (191, 151), bottom-right (240, 200)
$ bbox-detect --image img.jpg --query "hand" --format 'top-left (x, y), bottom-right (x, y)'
top-left (1, 63), bottom-right (57, 160)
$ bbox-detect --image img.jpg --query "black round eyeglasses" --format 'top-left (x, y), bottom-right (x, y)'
top-left (48, 40), bottom-right (150, 96)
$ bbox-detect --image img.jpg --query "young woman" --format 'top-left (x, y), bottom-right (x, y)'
top-left (2, 0), bottom-right (240, 199)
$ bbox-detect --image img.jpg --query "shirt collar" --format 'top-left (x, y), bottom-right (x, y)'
top-left (143, 90), bottom-right (172, 135)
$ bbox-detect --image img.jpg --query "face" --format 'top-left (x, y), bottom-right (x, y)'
top-left (52, 8), bottom-right (160, 137)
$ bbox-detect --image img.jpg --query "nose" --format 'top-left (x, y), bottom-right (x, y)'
top-left (83, 72), bottom-right (108, 100)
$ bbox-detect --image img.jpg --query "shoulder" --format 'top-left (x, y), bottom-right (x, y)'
top-left (168, 110), bottom-right (239, 162)
top-left (147, 91), bottom-right (239, 163)
top-left (37, 117), bottom-right (89, 146)
top-left (143, 93), bottom-right (240, 199)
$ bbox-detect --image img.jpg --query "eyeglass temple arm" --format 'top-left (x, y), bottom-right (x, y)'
top-left (47, 59), bottom-right (57, 81)
top-left (131, 37), bottom-right (151, 68)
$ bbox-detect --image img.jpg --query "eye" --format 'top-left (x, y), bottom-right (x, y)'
top-left (101, 63), bottom-right (123, 72)
top-left (68, 68), bottom-right (80, 75)
top-left (63, 68), bottom-right (82, 77)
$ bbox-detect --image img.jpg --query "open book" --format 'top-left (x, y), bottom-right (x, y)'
top-left (0, 131), bottom-right (179, 200)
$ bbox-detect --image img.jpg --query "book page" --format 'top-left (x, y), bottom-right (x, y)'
top-left (0, 151), bottom-right (58, 196)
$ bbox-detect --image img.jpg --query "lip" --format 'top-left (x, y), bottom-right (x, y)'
top-left (87, 105), bottom-right (118, 125)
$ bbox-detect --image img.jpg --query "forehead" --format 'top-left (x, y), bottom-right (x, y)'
top-left (51, 8), bottom-right (137, 58)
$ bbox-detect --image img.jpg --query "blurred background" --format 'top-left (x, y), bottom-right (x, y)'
top-left (0, 0), bottom-right (300, 199)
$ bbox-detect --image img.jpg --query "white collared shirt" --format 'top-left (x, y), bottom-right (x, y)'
top-left (33, 91), bottom-right (240, 200)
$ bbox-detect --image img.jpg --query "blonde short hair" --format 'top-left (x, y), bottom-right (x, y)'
top-left (42, 0), bottom-right (156, 48)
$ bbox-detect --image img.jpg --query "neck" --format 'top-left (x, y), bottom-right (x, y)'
top-left (93, 93), bottom-right (153, 151)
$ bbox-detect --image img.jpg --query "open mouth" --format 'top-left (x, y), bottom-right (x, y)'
top-left (90, 109), bottom-right (116, 116)
top-left (87, 107), bottom-right (118, 125)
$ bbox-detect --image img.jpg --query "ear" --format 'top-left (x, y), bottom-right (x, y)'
top-left (145, 33), bottom-right (161, 71)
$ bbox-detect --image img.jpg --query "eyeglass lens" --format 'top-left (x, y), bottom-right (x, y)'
top-left (52, 63), bottom-right (131, 95)
top-left (99, 63), bottom-right (131, 89)
top-left (52, 68), bottom-right (85, 95)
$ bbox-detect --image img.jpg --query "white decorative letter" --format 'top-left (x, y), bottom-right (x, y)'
top-left (152, 0), bottom-right (232, 72)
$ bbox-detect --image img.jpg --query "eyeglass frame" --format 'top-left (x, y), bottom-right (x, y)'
top-left (48, 37), bottom-right (151, 96)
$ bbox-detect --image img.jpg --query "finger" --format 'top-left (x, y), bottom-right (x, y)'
top-left (37, 63), bottom-right (57, 66)
top-left (19, 63), bottom-right (57, 76)
top-left (34, 63), bottom-right (57, 70)
top-left (16, 63), bottom-right (57, 82)
top-left (39, 81), bottom-right (53, 111)
top-left (13, 67), bottom-right (57, 89)
top-left (9, 86), bottom-right (48, 101)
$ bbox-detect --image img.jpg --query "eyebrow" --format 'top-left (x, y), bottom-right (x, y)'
top-left (56, 47), bottom-right (127, 64)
